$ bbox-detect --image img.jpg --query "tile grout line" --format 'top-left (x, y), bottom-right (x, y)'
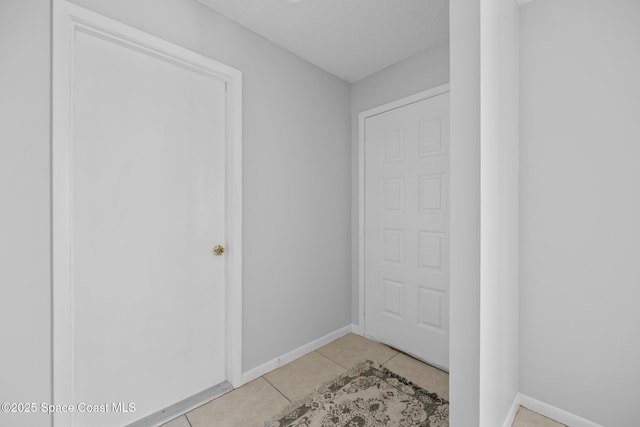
top-left (316, 338), bottom-right (400, 369)
top-left (261, 375), bottom-right (292, 403)
top-left (314, 349), bottom-right (350, 369)
top-left (313, 349), bottom-right (352, 370)
top-left (381, 351), bottom-right (400, 367)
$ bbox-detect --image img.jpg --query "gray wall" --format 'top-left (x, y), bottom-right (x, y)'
top-left (0, 1), bottom-right (52, 427)
top-left (1, 2), bottom-right (351, 425)
top-left (350, 42), bottom-right (450, 324)
top-left (519, 1), bottom-right (640, 425)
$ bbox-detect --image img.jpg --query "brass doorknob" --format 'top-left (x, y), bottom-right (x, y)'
top-left (212, 245), bottom-right (226, 256)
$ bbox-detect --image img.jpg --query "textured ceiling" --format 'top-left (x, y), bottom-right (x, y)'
top-left (196, 0), bottom-right (449, 83)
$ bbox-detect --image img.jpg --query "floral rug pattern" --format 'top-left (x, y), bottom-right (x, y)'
top-left (264, 361), bottom-right (448, 427)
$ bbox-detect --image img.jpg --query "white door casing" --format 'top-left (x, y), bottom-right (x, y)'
top-left (360, 86), bottom-right (450, 370)
top-left (52, 2), bottom-right (242, 426)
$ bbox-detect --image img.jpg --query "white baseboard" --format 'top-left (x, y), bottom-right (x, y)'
top-left (502, 393), bottom-right (521, 427)
top-left (241, 324), bottom-right (355, 385)
top-left (511, 393), bottom-right (603, 427)
top-left (350, 323), bottom-right (364, 336)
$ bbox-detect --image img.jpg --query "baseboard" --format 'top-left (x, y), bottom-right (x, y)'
top-left (516, 394), bottom-right (603, 427)
top-left (501, 393), bottom-right (521, 427)
top-left (241, 324), bottom-right (355, 385)
top-left (350, 323), bottom-right (364, 336)
top-left (127, 381), bottom-right (232, 427)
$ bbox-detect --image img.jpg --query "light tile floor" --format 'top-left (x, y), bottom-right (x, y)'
top-left (512, 407), bottom-right (566, 427)
top-left (160, 333), bottom-right (560, 427)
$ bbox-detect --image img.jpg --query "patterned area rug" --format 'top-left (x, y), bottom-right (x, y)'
top-left (264, 360), bottom-right (449, 427)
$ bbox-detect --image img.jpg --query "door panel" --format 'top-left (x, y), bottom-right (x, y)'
top-left (72, 28), bottom-right (226, 426)
top-left (365, 93), bottom-right (450, 370)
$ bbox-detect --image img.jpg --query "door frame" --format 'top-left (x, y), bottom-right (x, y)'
top-left (52, 2), bottom-right (243, 424)
top-left (357, 83), bottom-right (450, 335)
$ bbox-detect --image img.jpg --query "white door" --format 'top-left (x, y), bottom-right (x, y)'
top-left (364, 92), bottom-right (450, 370)
top-left (69, 19), bottom-right (227, 427)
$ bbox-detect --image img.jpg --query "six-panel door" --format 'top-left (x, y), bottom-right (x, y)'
top-left (365, 93), bottom-right (450, 370)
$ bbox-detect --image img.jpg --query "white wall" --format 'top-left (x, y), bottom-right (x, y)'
top-left (450, 0), bottom-right (520, 425)
top-left (479, 0), bottom-right (520, 426)
top-left (449, 0), bottom-right (481, 424)
top-left (350, 42), bottom-right (450, 325)
top-left (1, 2), bottom-right (351, 422)
top-left (0, 1), bottom-right (52, 427)
top-left (519, 1), bottom-right (640, 426)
